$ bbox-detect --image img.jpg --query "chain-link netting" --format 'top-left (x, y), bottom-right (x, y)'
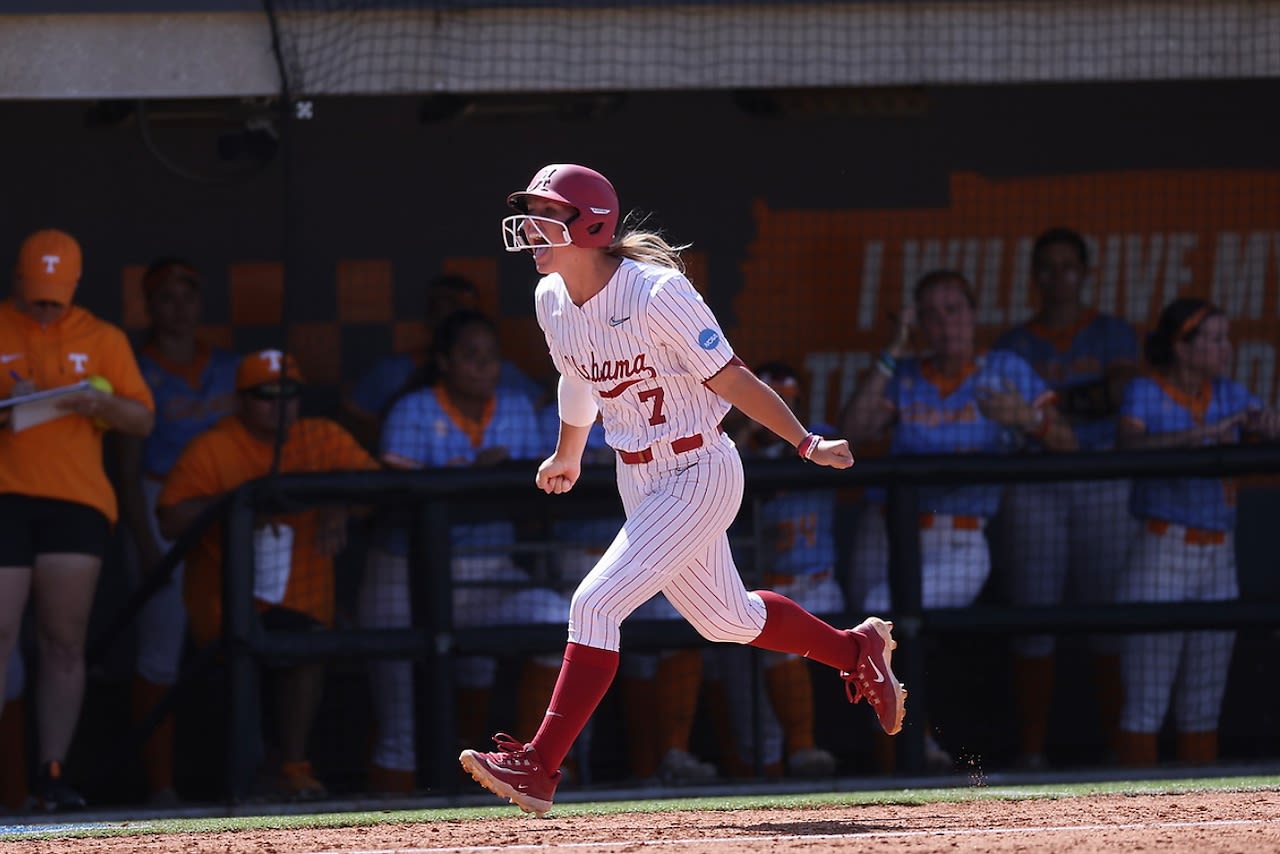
top-left (202, 0), bottom-right (1280, 798)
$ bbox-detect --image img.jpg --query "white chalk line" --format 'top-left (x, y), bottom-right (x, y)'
top-left (304, 816), bottom-right (1280, 854)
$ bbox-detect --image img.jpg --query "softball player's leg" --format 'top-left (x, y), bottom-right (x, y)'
top-left (499, 447), bottom-right (758, 792)
top-left (1001, 483), bottom-right (1070, 767)
top-left (1115, 525), bottom-right (1192, 765)
top-left (661, 514), bottom-right (903, 737)
top-left (461, 449), bottom-right (748, 815)
top-left (1173, 627), bottom-right (1234, 763)
top-left (1171, 540), bottom-right (1238, 764)
top-left (493, 585), bottom-right (573, 759)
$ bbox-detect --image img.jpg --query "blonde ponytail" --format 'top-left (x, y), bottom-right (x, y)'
top-left (605, 212), bottom-right (690, 272)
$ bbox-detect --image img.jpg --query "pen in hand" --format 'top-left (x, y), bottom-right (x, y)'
top-left (8, 370), bottom-right (35, 398)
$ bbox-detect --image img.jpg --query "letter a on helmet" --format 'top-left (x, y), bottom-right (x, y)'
top-left (503, 164), bottom-right (619, 251)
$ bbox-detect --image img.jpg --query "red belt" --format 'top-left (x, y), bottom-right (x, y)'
top-left (619, 426), bottom-right (723, 465)
top-left (1145, 519), bottom-right (1226, 546)
top-left (919, 513), bottom-right (984, 531)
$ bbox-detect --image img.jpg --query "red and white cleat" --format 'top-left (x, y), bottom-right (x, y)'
top-left (459, 733), bottom-right (560, 818)
top-left (842, 617), bottom-right (908, 736)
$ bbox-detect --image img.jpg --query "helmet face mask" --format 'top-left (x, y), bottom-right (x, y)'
top-left (504, 164), bottom-right (619, 250)
top-left (502, 215), bottom-right (573, 252)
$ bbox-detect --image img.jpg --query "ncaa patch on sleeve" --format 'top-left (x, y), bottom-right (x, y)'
top-left (698, 329), bottom-right (721, 350)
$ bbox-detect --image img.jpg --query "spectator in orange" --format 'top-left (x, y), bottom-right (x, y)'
top-left (156, 349), bottom-right (378, 800)
top-left (0, 228), bottom-right (156, 811)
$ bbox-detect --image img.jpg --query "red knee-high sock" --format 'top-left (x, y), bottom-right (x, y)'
top-left (530, 643), bottom-right (619, 772)
top-left (749, 591), bottom-right (858, 672)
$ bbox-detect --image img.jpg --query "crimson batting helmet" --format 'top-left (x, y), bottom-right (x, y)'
top-left (505, 164), bottom-right (619, 250)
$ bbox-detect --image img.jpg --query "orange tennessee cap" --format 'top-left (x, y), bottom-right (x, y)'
top-left (236, 349), bottom-right (305, 391)
top-left (16, 229), bottom-right (83, 305)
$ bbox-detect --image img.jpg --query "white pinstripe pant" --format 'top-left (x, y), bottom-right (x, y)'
top-left (568, 434), bottom-right (768, 652)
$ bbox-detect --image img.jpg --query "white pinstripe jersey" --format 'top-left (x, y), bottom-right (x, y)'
top-left (535, 258), bottom-right (734, 454)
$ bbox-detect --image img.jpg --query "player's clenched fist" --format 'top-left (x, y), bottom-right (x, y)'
top-left (535, 454), bottom-right (580, 494)
top-left (810, 437), bottom-right (854, 469)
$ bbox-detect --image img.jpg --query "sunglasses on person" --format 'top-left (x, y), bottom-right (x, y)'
top-left (245, 382), bottom-right (302, 401)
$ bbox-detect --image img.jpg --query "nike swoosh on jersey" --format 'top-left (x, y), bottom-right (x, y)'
top-left (599, 377), bottom-right (648, 398)
top-left (609, 315), bottom-right (630, 326)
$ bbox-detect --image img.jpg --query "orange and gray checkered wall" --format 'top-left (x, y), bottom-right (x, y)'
top-left (116, 252), bottom-right (709, 398)
top-left (3, 86), bottom-right (1277, 416)
top-left (116, 256), bottom-right (547, 393)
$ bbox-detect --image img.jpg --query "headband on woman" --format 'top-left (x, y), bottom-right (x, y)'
top-left (1176, 305), bottom-right (1214, 340)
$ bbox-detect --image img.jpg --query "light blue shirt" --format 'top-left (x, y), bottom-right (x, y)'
top-left (1122, 375), bottom-right (1259, 531)
top-left (888, 351), bottom-right (1051, 518)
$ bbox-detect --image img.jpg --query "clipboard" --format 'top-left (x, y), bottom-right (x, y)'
top-left (1, 381), bottom-right (92, 432)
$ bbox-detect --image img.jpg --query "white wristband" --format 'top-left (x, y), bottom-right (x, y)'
top-left (796, 432), bottom-right (822, 461)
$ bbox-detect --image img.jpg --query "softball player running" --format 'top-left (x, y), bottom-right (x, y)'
top-left (459, 163), bottom-right (903, 817)
top-left (1114, 298), bottom-right (1280, 766)
top-left (993, 228), bottom-right (1139, 769)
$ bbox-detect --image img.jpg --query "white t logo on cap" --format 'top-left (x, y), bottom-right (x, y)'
top-left (260, 350), bottom-right (283, 372)
top-left (42, 254), bottom-right (61, 274)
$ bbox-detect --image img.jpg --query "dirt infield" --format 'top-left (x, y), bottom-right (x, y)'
top-left (4, 790), bottom-right (1278, 853)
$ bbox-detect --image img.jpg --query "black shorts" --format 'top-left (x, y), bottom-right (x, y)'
top-left (0, 494), bottom-right (111, 566)
top-left (258, 607), bottom-right (325, 668)
top-left (259, 607), bottom-right (324, 634)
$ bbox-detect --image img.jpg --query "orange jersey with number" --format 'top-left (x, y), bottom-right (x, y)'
top-left (157, 414), bottom-right (378, 646)
top-left (0, 300), bottom-right (154, 522)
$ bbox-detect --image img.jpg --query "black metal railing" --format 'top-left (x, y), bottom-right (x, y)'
top-left (84, 443), bottom-right (1280, 800)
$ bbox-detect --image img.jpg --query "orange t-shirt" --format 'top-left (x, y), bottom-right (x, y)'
top-left (0, 300), bottom-right (155, 522)
top-left (157, 415), bottom-right (379, 646)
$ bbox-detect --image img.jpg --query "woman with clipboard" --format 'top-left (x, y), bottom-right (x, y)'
top-left (0, 229), bottom-right (154, 811)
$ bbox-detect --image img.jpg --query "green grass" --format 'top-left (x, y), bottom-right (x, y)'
top-left (5, 776), bottom-right (1279, 841)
